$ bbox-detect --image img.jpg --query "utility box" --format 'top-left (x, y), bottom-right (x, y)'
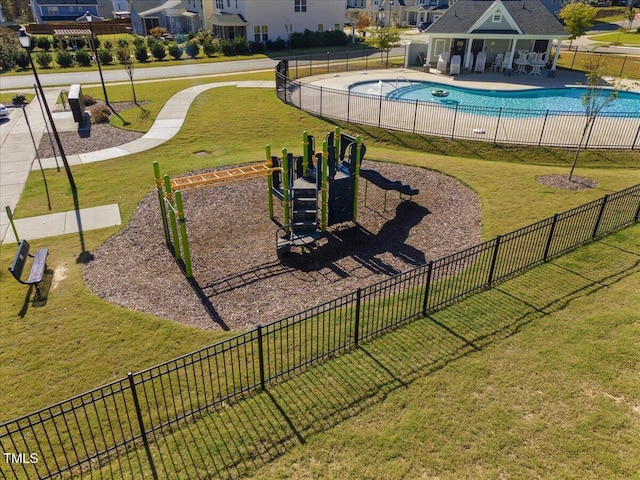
top-left (68, 84), bottom-right (86, 126)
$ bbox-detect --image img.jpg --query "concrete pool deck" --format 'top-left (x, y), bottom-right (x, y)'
top-left (300, 67), bottom-right (640, 93)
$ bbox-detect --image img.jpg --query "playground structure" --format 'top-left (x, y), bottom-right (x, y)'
top-left (154, 127), bottom-right (419, 278)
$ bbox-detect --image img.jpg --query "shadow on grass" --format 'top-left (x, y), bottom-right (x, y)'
top-left (106, 233), bottom-right (640, 479)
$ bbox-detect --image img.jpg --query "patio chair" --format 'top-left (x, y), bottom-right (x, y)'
top-left (436, 52), bottom-right (450, 74)
top-left (491, 53), bottom-right (504, 72)
top-left (500, 52), bottom-right (512, 72)
top-left (450, 55), bottom-right (461, 75)
top-left (474, 51), bottom-right (487, 73)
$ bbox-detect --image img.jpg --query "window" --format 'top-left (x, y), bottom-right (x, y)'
top-left (69, 5), bottom-right (74, 10)
top-left (492, 12), bottom-right (502, 22)
top-left (254, 25), bottom-right (268, 41)
top-left (417, 0), bottom-right (426, 4)
top-left (47, 6), bottom-right (58, 14)
top-left (317, 24), bottom-right (323, 32)
top-left (294, 0), bottom-right (307, 12)
top-left (216, 0), bottom-right (223, 9)
top-left (227, 0), bottom-right (230, 7)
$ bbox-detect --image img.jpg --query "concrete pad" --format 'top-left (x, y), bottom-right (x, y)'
top-left (52, 112), bottom-right (78, 132)
top-left (63, 204), bottom-right (121, 233)
top-left (1, 204), bottom-right (121, 244)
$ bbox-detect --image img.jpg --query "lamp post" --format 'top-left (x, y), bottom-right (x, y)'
top-left (85, 12), bottom-right (109, 107)
top-left (18, 28), bottom-right (86, 256)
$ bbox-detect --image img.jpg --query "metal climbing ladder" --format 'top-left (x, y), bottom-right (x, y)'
top-left (276, 177), bottom-right (321, 256)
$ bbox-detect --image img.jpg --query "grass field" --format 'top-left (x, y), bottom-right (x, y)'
top-left (587, 30), bottom-right (640, 45)
top-left (0, 73), bottom-right (639, 425)
top-left (91, 224), bottom-right (640, 479)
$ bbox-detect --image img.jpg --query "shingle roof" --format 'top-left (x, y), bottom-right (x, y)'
top-left (424, 0), bottom-right (568, 36)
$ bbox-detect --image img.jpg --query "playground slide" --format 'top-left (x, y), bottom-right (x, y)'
top-left (359, 169), bottom-right (419, 196)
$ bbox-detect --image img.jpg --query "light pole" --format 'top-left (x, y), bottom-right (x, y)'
top-left (18, 28), bottom-right (87, 256)
top-left (85, 12), bottom-right (109, 107)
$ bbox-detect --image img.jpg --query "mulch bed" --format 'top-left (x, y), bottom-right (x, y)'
top-left (536, 174), bottom-right (598, 190)
top-left (82, 160), bottom-right (482, 331)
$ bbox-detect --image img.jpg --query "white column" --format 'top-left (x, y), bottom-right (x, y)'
top-left (426, 38), bottom-right (433, 69)
top-left (551, 38), bottom-right (561, 70)
top-left (464, 39), bottom-right (473, 71)
top-left (506, 37), bottom-right (517, 70)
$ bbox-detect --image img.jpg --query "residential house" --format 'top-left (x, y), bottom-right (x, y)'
top-left (130, 0), bottom-right (201, 34)
top-left (202, 0), bottom-right (347, 43)
top-left (422, 0), bottom-right (568, 72)
top-left (348, 0), bottom-right (448, 28)
top-left (31, 0), bottom-right (99, 22)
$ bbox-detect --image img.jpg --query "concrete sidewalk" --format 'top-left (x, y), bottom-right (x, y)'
top-left (0, 80), bottom-right (274, 244)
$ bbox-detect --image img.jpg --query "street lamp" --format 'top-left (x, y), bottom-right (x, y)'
top-left (18, 28), bottom-right (86, 256)
top-left (85, 12), bottom-right (110, 107)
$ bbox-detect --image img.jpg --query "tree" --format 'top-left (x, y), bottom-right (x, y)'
top-left (116, 45), bottom-right (142, 108)
top-left (184, 40), bottom-right (200, 59)
top-left (151, 42), bottom-right (167, 60)
top-left (568, 59), bottom-right (622, 181)
top-left (0, 27), bottom-right (20, 72)
top-left (35, 51), bottom-right (52, 68)
top-left (354, 11), bottom-right (373, 39)
top-left (364, 26), bottom-right (401, 63)
top-left (56, 49), bottom-right (74, 68)
top-left (135, 45), bottom-right (149, 63)
top-left (558, 1), bottom-right (596, 49)
top-left (168, 43), bottom-right (183, 60)
top-left (625, 5), bottom-right (636, 30)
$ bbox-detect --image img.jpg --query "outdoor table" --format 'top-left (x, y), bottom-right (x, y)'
top-left (514, 58), bottom-right (529, 74)
top-left (529, 60), bottom-right (546, 76)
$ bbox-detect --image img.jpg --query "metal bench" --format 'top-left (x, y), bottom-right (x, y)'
top-left (8, 239), bottom-right (49, 297)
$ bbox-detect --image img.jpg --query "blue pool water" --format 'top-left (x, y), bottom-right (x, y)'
top-left (348, 80), bottom-right (640, 117)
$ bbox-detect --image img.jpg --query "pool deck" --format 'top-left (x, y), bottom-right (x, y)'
top-left (300, 67), bottom-right (640, 93)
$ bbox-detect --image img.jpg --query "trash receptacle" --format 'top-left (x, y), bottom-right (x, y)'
top-left (68, 84), bottom-right (86, 126)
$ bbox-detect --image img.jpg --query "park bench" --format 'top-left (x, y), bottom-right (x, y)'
top-left (8, 239), bottom-right (49, 297)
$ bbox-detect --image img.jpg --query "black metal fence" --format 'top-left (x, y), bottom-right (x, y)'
top-left (2, 184), bottom-right (639, 479)
top-left (275, 60), bottom-right (640, 150)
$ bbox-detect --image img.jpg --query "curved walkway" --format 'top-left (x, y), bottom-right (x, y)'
top-left (0, 80), bottom-right (274, 244)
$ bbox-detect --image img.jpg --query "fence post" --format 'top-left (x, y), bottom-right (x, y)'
top-left (451, 103), bottom-right (458, 139)
top-left (584, 115), bottom-right (597, 149)
top-left (378, 94), bottom-right (383, 128)
top-left (347, 90), bottom-right (351, 122)
top-left (493, 107), bottom-right (502, 144)
top-left (632, 122), bottom-right (640, 151)
top-left (487, 235), bottom-right (501, 287)
top-left (619, 56), bottom-right (627, 77)
top-left (320, 86), bottom-right (323, 117)
top-left (635, 197), bottom-right (640, 222)
top-left (543, 214), bottom-right (558, 262)
top-left (354, 288), bottom-right (362, 347)
top-left (257, 325), bottom-right (266, 390)
top-left (413, 99), bottom-right (419, 133)
top-left (422, 261), bottom-right (434, 316)
top-left (592, 194), bottom-right (609, 239)
top-left (128, 373), bottom-right (159, 480)
top-left (538, 109), bottom-right (549, 146)
top-left (299, 79), bottom-right (302, 109)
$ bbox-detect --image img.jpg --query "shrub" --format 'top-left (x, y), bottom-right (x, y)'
top-left (117, 38), bottom-right (130, 48)
top-left (149, 26), bottom-right (167, 38)
top-left (135, 46), bottom-right (149, 62)
top-left (35, 35), bottom-right (52, 51)
top-left (91, 105), bottom-right (111, 124)
top-left (12, 94), bottom-right (27, 106)
top-left (83, 94), bottom-right (96, 105)
top-left (103, 40), bottom-right (113, 50)
top-left (75, 39), bottom-right (87, 50)
top-left (168, 43), bottom-right (183, 60)
top-left (202, 39), bottom-right (218, 57)
top-left (175, 33), bottom-right (187, 44)
top-left (184, 40), bottom-right (199, 58)
top-left (151, 42), bottom-right (167, 60)
top-left (232, 37), bottom-right (250, 54)
top-left (132, 36), bottom-right (145, 49)
top-left (13, 49), bottom-right (30, 69)
top-left (56, 49), bottom-right (74, 67)
top-left (249, 41), bottom-right (264, 53)
top-left (98, 48), bottom-right (113, 65)
top-left (219, 39), bottom-right (233, 56)
top-left (53, 38), bottom-right (68, 50)
top-left (35, 51), bottom-right (52, 68)
top-left (76, 49), bottom-right (91, 66)
top-left (146, 36), bottom-right (158, 50)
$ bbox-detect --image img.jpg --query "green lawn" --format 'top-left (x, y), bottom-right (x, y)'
top-left (95, 224), bottom-right (640, 479)
top-left (556, 51), bottom-right (640, 79)
top-left (1, 73), bottom-right (639, 423)
top-left (587, 30), bottom-right (640, 45)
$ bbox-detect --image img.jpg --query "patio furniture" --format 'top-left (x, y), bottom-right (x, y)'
top-left (529, 56), bottom-right (546, 76)
top-left (514, 54), bottom-right (529, 74)
top-left (500, 52), bottom-right (512, 72)
top-left (491, 53), bottom-right (504, 72)
top-left (474, 51), bottom-right (487, 73)
top-left (450, 55), bottom-right (461, 75)
top-left (436, 52), bottom-right (450, 74)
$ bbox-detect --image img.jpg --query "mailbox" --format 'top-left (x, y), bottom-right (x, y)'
top-left (68, 84), bottom-right (86, 126)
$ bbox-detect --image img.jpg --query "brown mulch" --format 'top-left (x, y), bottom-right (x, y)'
top-left (37, 102), bottom-right (144, 158)
top-left (536, 174), bottom-right (598, 190)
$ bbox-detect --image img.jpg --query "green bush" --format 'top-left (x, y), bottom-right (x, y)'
top-left (184, 40), bottom-right (199, 58)
top-left (202, 39), bottom-right (218, 57)
top-left (56, 49), bottom-right (74, 67)
top-left (103, 40), bottom-right (113, 50)
top-left (98, 48), bottom-right (113, 64)
top-left (13, 49), bottom-right (30, 69)
top-left (232, 37), bottom-right (250, 54)
top-left (135, 46), bottom-right (149, 62)
top-left (175, 33), bottom-right (187, 44)
top-left (53, 37), bottom-right (68, 50)
top-left (83, 94), bottom-right (96, 105)
top-left (151, 42), bottom-right (167, 60)
top-left (90, 105), bottom-right (111, 124)
top-left (35, 51), bottom-right (52, 68)
top-left (168, 43), bottom-right (183, 60)
top-left (12, 94), bottom-right (27, 106)
top-left (132, 36), bottom-right (145, 49)
top-left (75, 49), bottom-right (91, 66)
top-left (35, 35), bottom-right (52, 51)
top-left (117, 38), bottom-right (130, 48)
top-left (220, 39), bottom-right (233, 56)
top-left (249, 41), bottom-right (264, 53)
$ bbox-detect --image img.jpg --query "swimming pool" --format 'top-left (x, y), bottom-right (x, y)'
top-left (348, 80), bottom-right (640, 117)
